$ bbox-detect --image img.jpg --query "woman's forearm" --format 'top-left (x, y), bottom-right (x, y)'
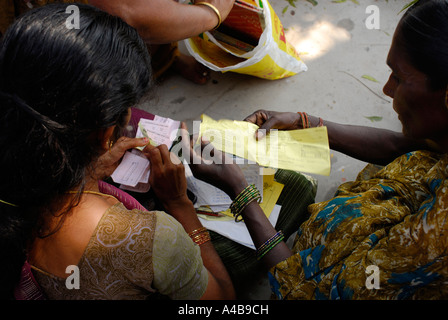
top-left (89, 0), bottom-right (219, 44)
top-left (221, 183), bottom-right (292, 270)
top-left (308, 115), bottom-right (429, 165)
top-left (164, 198), bottom-right (236, 299)
top-left (240, 201), bottom-right (292, 269)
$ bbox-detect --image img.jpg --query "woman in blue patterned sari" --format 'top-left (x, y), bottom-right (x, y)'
top-left (239, 0), bottom-right (448, 299)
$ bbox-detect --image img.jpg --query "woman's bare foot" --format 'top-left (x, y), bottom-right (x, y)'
top-left (172, 53), bottom-right (211, 85)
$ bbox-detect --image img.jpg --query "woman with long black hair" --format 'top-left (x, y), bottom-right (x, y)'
top-left (0, 3), bottom-right (234, 300)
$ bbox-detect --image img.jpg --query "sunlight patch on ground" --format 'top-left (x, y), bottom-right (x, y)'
top-left (286, 20), bottom-right (351, 61)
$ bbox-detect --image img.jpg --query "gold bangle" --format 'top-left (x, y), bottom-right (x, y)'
top-left (188, 226), bottom-right (207, 238)
top-left (191, 231), bottom-right (211, 246)
top-left (188, 226), bottom-right (211, 246)
top-left (196, 2), bottom-right (222, 30)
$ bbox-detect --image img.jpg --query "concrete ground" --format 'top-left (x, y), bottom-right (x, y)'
top-left (137, 0), bottom-right (408, 299)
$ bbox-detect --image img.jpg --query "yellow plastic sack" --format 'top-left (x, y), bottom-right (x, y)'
top-left (184, 0), bottom-right (307, 80)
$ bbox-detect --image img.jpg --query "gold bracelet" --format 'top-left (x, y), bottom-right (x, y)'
top-left (196, 2), bottom-right (222, 30)
top-left (188, 227), bottom-right (211, 246)
top-left (191, 231), bottom-right (211, 246)
top-left (188, 226), bottom-right (207, 238)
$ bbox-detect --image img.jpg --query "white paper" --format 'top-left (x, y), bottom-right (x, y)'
top-left (135, 116), bottom-right (180, 149)
top-left (199, 205), bottom-right (281, 250)
top-left (184, 160), bottom-right (231, 206)
top-left (111, 151), bottom-right (150, 187)
top-left (183, 158), bottom-right (263, 207)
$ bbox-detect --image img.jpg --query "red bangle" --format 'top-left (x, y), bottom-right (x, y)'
top-left (297, 112), bottom-right (310, 128)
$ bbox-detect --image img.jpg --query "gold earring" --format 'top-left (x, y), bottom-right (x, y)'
top-left (108, 140), bottom-right (114, 153)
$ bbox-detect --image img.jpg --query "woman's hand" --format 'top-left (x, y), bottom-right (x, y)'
top-left (94, 136), bottom-right (149, 179)
top-left (244, 109), bottom-right (303, 140)
top-left (142, 143), bottom-right (192, 213)
top-left (192, 0), bottom-right (236, 23)
top-left (180, 123), bottom-right (248, 199)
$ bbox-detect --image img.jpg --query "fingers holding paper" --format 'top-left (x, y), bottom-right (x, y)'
top-left (143, 143), bottom-right (190, 208)
top-left (110, 136), bottom-right (149, 161)
top-left (243, 109), bottom-right (302, 140)
top-left (179, 122), bottom-right (249, 200)
top-left (95, 136), bottom-right (149, 179)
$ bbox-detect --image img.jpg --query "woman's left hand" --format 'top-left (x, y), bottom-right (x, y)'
top-left (94, 136), bottom-right (149, 179)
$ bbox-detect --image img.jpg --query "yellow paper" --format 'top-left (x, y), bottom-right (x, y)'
top-left (259, 178), bottom-right (284, 217)
top-left (199, 114), bottom-right (331, 176)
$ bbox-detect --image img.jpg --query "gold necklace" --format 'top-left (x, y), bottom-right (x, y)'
top-left (66, 190), bottom-right (118, 201)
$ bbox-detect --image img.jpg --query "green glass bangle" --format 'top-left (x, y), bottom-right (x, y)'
top-left (233, 193), bottom-right (261, 222)
top-left (256, 231), bottom-right (285, 260)
top-left (256, 231), bottom-right (283, 253)
top-left (230, 184), bottom-right (261, 222)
